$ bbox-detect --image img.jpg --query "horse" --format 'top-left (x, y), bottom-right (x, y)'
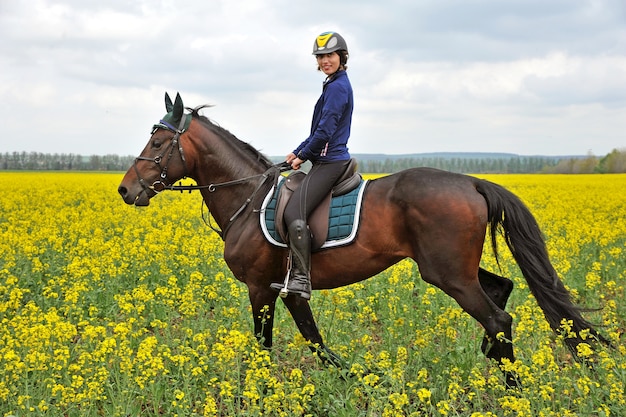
top-left (118, 93), bottom-right (608, 387)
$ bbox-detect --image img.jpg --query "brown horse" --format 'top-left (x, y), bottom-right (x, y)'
top-left (118, 93), bottom-right (607, 387)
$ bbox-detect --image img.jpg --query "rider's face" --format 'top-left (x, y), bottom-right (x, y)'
top-left (316, 52), bottom-right (341, 75)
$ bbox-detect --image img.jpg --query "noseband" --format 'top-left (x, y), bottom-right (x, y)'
top-left (133, 116), bottom-right (189, 194)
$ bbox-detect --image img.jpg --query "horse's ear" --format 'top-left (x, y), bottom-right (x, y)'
top-left (165, 92), bottom-right (173, 112)
top-left (172, 93), bottom-right (184, 122)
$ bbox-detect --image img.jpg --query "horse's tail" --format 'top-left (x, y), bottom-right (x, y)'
top-left (474, 178), bottom-right (610, 355)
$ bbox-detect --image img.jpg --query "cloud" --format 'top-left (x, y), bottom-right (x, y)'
top-left (0, 0), bottom-right (624, 157)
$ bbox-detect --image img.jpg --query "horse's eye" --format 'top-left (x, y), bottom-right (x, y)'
top-left (152, 139), bottom-right (163, 149)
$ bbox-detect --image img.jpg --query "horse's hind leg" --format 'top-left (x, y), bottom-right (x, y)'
top-left (438, 277), bottom-right (518, 387)
top-left (478, 267), bottom-right (513, 310)
top-left (281, 295), bottom-right (346, 368)
top-left (418, 254), bottom-right (517, 386)
top-left (478, 268), bottom-right (514, 357)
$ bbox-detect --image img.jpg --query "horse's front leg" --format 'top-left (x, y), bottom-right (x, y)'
top-left (249, 287), bottom-right (279, 349)
top-left (281, 295), bottom-right (346, 368)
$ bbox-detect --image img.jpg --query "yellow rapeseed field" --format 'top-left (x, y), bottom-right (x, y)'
top-left (0, 172), bottom-right (624, 416)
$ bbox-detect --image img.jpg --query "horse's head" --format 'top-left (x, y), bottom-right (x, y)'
top-left (118, 92), bottom-right (192, 206)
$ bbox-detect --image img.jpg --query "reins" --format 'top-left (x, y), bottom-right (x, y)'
top-left (132, 110), bottom-right (292, 240)
top-left (156, 162), bottom-right (290, 193)
top-left (199, 162), bottom-right (291, 239)
top-left (154, 161), bottom-right (291, 240)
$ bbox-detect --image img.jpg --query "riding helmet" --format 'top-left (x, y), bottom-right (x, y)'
top-left (312, 32), bottom-right (348, 55)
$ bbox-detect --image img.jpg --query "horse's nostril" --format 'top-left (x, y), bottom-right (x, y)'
top-left (118, 185), bottom-right (127, 196)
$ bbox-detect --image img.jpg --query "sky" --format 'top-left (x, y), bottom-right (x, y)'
top-left (1, 0), bottom-right (625, 158)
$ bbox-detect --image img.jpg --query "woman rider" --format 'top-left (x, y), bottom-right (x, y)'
top-left (271, 31), bottom-right (353, 300)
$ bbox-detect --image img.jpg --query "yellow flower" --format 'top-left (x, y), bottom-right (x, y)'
top-left (416, 388), bottom-right (431, 404)
top-left (363, 373), bottom-right (380, 387)
top-left (576, 342), bottom-right (594, 358)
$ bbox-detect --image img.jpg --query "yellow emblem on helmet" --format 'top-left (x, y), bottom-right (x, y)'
top-left (316, 32), bottom-right (334, 49)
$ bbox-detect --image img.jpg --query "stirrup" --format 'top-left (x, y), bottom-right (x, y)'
top-left (269, 273), bottom-right (292, 299)
top-left (270, 252), bottom-right (292, 299)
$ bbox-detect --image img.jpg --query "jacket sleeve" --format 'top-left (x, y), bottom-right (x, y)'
top-left (296, 82), bottom-right (349, 161)
top-left (293, 139), bottom-right (309, 158)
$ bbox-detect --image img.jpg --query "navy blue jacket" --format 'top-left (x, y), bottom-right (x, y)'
top-left (294, 70), bottom-right (353, 162)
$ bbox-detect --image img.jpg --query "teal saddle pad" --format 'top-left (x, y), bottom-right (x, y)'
top-left (260, 178), bottom-right (368, 249)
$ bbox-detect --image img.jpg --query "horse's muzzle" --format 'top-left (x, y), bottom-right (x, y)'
top-left (118, 184), bottom-right (151, 206)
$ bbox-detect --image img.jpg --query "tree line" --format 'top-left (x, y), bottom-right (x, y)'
top-left (0, 152), bottom-right (135, 171)
top-left (357, 149), bottom-right (626, 174)
top-left (544, 149), bottom-right (626, 174)
top-left (1, 149), bottom-right (625, 174)
top-left (358, 155), bottom-right (558, 174)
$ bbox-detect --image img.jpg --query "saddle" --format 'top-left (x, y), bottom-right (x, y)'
top-left (274, 158), bottom-right (362, 251)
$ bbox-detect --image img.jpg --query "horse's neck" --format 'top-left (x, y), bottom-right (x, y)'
top-left (189, 134), bottom-right (269, 229)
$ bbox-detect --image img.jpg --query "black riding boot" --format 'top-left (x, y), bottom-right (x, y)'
top-left (270, 219), bottom-right (312, 299)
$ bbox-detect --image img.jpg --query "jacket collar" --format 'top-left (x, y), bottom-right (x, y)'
top-left (323, 69), bottom-right (346, 86)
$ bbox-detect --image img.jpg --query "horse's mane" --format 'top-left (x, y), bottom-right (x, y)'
top-left (190, 105), bottom-right (274, 169)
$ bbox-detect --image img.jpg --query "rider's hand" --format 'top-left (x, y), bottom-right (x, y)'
top-left (285, 152), bottom-right (303, 170)
top-left (291, 157), bottom-right (304, 170)
top-left (285, 152), bottom-right (297, 163)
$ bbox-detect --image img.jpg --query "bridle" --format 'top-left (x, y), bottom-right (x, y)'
top-left (131, 114), bottom-right (292, 239)
top-left (133, 116), bottom-right (189, 194)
